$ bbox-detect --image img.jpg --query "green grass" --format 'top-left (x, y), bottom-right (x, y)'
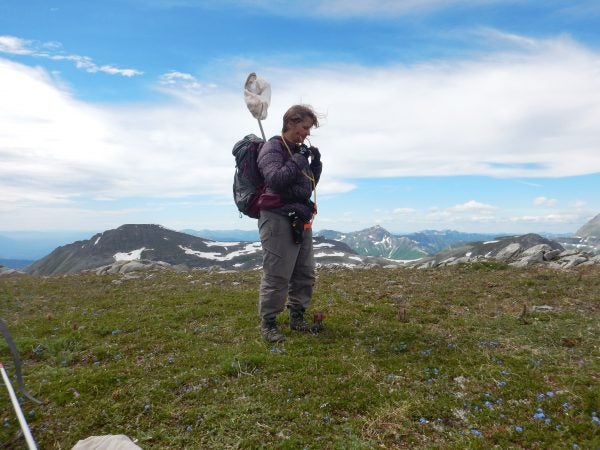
top-left (1, 265), bottom-right (599, 449)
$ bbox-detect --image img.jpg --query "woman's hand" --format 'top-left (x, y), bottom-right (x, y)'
top-left (309, 146), bottom-right (321, 163)
top-left (298, 146), bottom-right (311, 159)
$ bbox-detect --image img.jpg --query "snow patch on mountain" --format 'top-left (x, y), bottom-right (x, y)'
top-left (179, 243), bottom-right (261, 262)
top-left (315, 252), bottom-right (345, 258)
top-left (314, 243), bottom-right (335, 248)
top-left (114, 247), bottom-right (148, 261)
top-left (205, 241), bottom-right (241, 247)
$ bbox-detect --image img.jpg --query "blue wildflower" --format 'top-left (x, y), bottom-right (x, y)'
top-left (497, 381), bottom-right (507, 388)
top-left (563, 402), bottom-right (572, 410)
top-left (419, 417), bottom-right (428, 424)
top-left (546, 391), bottom-right (555, 398)
top-left (514, 426), bottom-right (523, 433)
top-left (544, 418), bottom-right (552, 425)
top-left (533, 409), bottom-right (546, 420)
top-left (572, 444), bottom-right (580, 449)
top-left (537, 393), bottom-right (545, 401)
top-left (484, 401), bottom-right (494, 409)
top-left (470, 429), bottom-right (482, 437)
top-left (592, 416), bottom-right (600, 425)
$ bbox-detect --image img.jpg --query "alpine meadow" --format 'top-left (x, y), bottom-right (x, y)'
top-left (1, 264), bottom-right (599, 448)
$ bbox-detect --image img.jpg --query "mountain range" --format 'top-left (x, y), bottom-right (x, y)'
top-left (315, 226), bottom-right (503, 260)
top-left (24, 224), bottom-right (400, 276)
top-left (0, 226), bottom-right (501, 268)
top-left (1, 213), bottom-right (599, 273)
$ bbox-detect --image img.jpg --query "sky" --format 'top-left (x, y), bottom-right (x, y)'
top-left (1, 0), bottom-right (600, 236)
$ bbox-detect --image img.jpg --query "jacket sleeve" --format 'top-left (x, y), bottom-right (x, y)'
top-left (258, 140), bottom-right (310, 192)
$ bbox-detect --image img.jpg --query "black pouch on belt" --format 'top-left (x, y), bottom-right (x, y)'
top-left (287, 211), bottom-right (304, 244)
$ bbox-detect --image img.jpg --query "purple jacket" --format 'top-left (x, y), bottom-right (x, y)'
top-left (257, 136), bottom-right (322, 222)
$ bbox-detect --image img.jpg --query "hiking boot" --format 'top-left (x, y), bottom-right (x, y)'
top-left (290, 309), bottom-right (323, 333)
top-left (261, 319), bottom-right (285, 343)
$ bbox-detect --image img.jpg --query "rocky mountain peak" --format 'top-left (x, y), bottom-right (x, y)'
top-left (315, 225), bottom-right (426, 260)
top-left (576, 214), bottom-right (600, 239)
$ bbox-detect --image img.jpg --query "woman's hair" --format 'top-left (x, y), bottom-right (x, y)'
top-left (282, 104), bottom-right (320, 133)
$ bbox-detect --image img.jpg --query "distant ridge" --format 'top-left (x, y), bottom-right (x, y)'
top-left (24, 224), bottom-right (395, 276)
top-left (316, 225), bottom-right (426, 260)
top-left (316, 226), bottom-right (500, 260)
top-left (11, 215), bottom-right (600, 276)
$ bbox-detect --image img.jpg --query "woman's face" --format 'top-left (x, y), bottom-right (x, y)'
top-left (284, 118), bottom-right (314, 144)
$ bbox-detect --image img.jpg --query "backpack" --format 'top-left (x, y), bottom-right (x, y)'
top-left (232, 134), bottom-right (265, 219)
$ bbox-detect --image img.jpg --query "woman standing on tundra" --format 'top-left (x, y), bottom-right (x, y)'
top-left (256, 104), bottom-right (323, 342)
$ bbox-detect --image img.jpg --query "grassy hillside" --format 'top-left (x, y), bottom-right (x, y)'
top-left (1, 264), bottom-right (599, 449)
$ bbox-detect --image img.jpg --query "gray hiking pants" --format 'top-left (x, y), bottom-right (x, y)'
top-left (258, 209), bottom-right (315, 320)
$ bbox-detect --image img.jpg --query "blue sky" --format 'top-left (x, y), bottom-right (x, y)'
top-left (1, 0), bottom-right (599, 235)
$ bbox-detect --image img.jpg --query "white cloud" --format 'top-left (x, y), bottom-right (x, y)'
top-left (2, 31), bottom-right (600, 231)
top-left (0, 35), bottom-right (142, 77)
top-left (0, 35), bottom-right (33, 55)
top-left (220, 0), bottom-right (509, 17)
top-left (533, 196), bottom-right (557, 207)
top-left (294, 35), bottom-right (600, 180)
top-left (448, 200), bottom-right (497, 213)
top-left (312, 0), bottom-right (494, 16)
top-left (317, 178), bottom-right (356, 195)
top-left (160, 71), bottom-right (196, 83)
top-left (509, 213), bottom-right (582, 224)
top-left (158, 71), bottom-right (217, 93)
top-left (393, 208), bottom-right (417, 215)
